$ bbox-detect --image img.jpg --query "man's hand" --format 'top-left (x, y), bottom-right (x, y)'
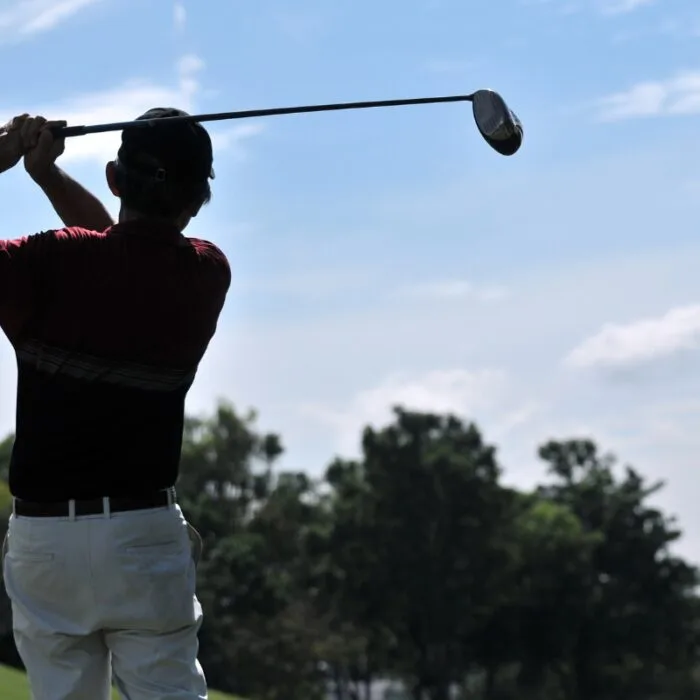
top-left (22, 117), bottom-right (66, 184)
top-left (0, 114), bottom-right (30, 174)
top-left (19, 115), bottom-right (115, 231)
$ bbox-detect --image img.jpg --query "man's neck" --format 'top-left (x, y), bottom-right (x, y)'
top-left (118, 207), bottom-right (142, 224)
top-left (118, 207), bottom-right (188, 231)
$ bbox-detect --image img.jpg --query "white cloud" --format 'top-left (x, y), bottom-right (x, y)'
top-left (396, 280), bottom-right (509, 302)
top-left (177, 54), bottom-right (204, 76)
top-left (209, 124), bottom-right (265, 160)
top-left (300, 369), bottom-right (509, 456)
top-left (174, 0), bottom-right (186, 32)
top-left (491, 402), bottom-right (543, 438)
top-left (522, 0), bottom-right (653, 15)
top-left (520, 0), bottom-right (580, 10)
top-left (0, 0), bottom-right (104, 39)
top-left (47, 82), bottom-right (189, 165)
top-left (177, 53), bottom-right (205, 103)
top-left (1, 53), bottom-right (262, 165)
top-left (564, 305), bottom-right (700, 369)
top-left (596, 0), bottom-right (655, 15)
top-left (610, 17), bottom-right (684, 44)
top-left (597, 71), bottom-right (700, 121)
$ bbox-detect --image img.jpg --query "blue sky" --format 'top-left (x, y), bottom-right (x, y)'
top-left (1, 0), bottom-right (700, 557)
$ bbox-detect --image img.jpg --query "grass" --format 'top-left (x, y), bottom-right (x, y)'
top-left (0, 663), bottom-right (242, 699)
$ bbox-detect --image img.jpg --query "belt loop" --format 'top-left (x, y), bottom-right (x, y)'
top-left (11, 498), bottom-right (16, 517)
top-left (68, 500), bottom-right (76, 521)
top-left (166, 488), bottom-right (174, 508)
top-left (103, 497), bottom-right (111, 519)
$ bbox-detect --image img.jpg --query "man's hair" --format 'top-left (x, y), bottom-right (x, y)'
top-left (115, 107), bottom-right (215, 219)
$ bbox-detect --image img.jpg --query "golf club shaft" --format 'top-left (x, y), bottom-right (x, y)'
top-left (54, 94), bottom-right (475, 138)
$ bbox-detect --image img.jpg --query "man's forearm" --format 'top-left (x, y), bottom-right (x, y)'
top-left (32, 165), bottom-right (114, 231)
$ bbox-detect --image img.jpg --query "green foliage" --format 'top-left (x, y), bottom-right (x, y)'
top-left (0, 663), bottom-right (241, 700)
top-left (0, 407), bottom-right (698, 700)
top-left (0, 481), bottom-right (11, 516)
top-left (0, 434), bottom-right (12, 485)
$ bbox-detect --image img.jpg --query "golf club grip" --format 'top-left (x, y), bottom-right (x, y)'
top-left (52, 121), bottom-right (143, 138)
top-left (50, 94), bottom-right (475, 138)
top-left (53, 125), bottom-right (88, 138)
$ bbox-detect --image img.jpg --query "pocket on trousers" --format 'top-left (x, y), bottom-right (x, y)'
top-left (3, 545), bottom-right (64, 610)
top-left (124, 541), bottom-right (183, 557)
top-left (117, 536), bottom-right (197, 632)
top-left (6, 549), bottom-right (55, 563)
top-left (119, 538), bottom-right (191, 581)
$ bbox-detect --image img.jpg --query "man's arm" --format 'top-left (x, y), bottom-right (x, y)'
top-left (30, 164), bottom-right (115, 231)
top-left (22, 117), bottom-right (114, 231)
top-left (0, 232), bottom-right (53, 343)
top-left (0, 115), bottom-right (29, 174)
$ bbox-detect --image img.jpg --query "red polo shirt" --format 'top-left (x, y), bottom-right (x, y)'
top-left (0, 220), bottom-right (230, 501)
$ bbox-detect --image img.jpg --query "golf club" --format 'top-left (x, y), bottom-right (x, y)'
top-left (52, 89), bottom-right (524, 156)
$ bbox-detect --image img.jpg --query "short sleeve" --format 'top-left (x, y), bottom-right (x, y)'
top-left (192, 239), bottom-right (231, 294)
top-left (189, 238), bottom-right (231, 337)
top-left (0, 231), bottom-right (53, 344)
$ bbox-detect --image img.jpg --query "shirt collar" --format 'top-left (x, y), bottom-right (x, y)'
top-left (107, 219), bottom-right (184, 242)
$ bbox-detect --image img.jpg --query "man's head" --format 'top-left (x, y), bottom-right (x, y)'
top-left (106, 107), bottom-right (214, 229)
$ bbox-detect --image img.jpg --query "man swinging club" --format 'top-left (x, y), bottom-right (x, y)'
top-left (0, 108), bottom-right (230, 699)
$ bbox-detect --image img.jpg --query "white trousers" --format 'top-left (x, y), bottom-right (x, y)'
top-left (2, 503), bottom-right (207, 700)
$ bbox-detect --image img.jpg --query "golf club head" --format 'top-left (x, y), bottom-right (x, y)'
top-left (471, 89), bottom-right (523, 156)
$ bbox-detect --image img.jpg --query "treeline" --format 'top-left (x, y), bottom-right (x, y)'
top-left (0, 403), bottom-right (699, 700)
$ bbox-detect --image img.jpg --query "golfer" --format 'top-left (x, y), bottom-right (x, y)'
top-left (0, 109), bottom-right (230, 699)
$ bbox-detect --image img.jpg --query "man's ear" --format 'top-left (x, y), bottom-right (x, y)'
top-left (105, 161), bottom-right (120, 196)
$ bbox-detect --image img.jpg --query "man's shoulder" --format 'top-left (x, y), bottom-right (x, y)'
top-left (185, 236), bottom-right (228, 260)
top-left (185, 237), bottom-right (231, 277)
top-left (54, 226), bottom-right (108, 241)
top-left (24, 226), bottom-right (107, 245)
top-left (1, 227), bottom-right (106, 256)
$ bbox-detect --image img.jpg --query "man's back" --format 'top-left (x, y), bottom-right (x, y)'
top-left (0, 108), bottom-right (227, 700)
top-left (0, 220), bottom-right (230, 501)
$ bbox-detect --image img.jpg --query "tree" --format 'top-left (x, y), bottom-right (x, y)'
top-left (0, 434), bottom-right (12, 483)
top-left (507, 497), bottom-right (601, 698)
top-left (536, 439), bottom-right (700, 700)
top-left (177, 402), bottom-right (330, 700)
top-left (1, 406), bottom-right (700, 700)
top-left (323, 408), bottom-right (520, 700)
top-left (177, 402), bottom-right (282, 538)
